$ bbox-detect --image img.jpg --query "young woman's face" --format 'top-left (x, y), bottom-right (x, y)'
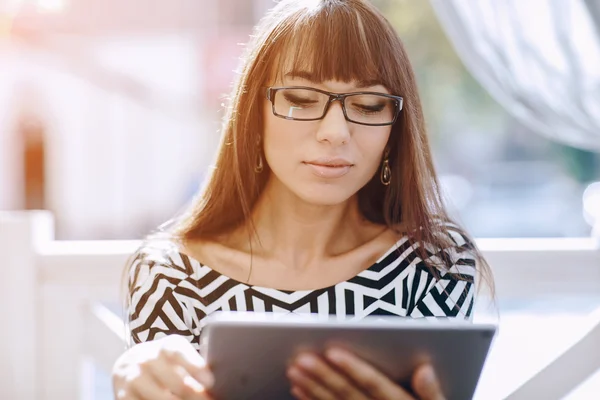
top-left (262, 71), bottom-right (393, 206)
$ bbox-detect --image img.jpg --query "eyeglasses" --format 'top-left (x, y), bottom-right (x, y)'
top-left (265, 86), bottom-right (403, 126)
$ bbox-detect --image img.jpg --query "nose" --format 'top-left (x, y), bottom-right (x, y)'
top-left (315, 100), bottom-right (351, 146)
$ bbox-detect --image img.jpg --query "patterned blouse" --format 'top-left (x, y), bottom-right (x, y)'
top-left (127, 226), bottom-right (477, 351)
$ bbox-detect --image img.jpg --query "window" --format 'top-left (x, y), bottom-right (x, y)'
top-left (373, 0), bottom-right (599, 238)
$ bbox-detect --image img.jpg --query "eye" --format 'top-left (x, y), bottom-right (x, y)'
top-left (350, 102), bottom-right (386, 114)
top-left (283, 92), bottom-right (318, 107)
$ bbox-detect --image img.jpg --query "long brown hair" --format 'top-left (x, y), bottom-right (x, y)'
top-left (169, 0), bottom-right (494, 294)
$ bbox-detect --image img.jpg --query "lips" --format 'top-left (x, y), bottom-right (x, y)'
top-left (303, 158), bottom-right (354, 179)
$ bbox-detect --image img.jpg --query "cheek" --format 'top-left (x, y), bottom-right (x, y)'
top-left (263, 118), bottom-right (302, 171)
top-left (356, 131), bottom-right (391, 169)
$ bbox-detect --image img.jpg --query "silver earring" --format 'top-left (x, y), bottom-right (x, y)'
top-left (380, 156), bottom-right (391, 185)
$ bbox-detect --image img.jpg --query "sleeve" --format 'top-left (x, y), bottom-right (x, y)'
top-left (408, 227), bottom-right (478, 321)
top-left (126, 248), bottom-right (203, 351)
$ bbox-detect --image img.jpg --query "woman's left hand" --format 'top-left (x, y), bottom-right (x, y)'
top-left (287, 347), bottom-right (445, 400)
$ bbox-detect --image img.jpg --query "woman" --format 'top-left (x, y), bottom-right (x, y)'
top-left (112, 0), bottom-right (494, 399)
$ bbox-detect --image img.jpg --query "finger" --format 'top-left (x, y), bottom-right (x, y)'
top-left (130, 375), bottom-right (180, 400)
top-left (412, 364), bottom-right (446, 400)
top-left (287, 365), bottom-right (336, 400)
top-left (293, 353), bottom-right (367, 400)
top-left (114, 388), bottom-right (143, 400)
top-left (159, 337), bottom-right (214, 389)
top-left (169, 350), bottom-right (215, 389)
top-left (291, 385), bottom-right (313, 400)
top-left (146, 361), bottom-right (208, 400)
top-left (324, 348), bottom-right (412, 400)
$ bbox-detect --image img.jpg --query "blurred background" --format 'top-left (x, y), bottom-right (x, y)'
top-left (1, 0), bottom-right (599, 240)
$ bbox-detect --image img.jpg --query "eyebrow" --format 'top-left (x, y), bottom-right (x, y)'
top-left (284, 70), bottom-right (383, 89)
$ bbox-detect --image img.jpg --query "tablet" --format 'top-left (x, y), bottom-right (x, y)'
top-left (201, 312), bottom-right (496, 400)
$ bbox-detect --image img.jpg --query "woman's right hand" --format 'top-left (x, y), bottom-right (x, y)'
top-left (112, 335), bottom-right (214, 400)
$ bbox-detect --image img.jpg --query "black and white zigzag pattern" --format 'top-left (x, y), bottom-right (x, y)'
top-left (128, 230), bottom-right (477, 351)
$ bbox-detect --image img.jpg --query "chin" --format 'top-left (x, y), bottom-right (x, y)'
top-left (268, 170), bottom-right (365, 206)
top-left (294, 185), bottom-right (357, 207)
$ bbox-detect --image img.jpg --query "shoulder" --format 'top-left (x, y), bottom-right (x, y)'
top-left (127, 238), bottom-right (201, 293)
top-left (432, 220), bottom-right (478, 275)
top-left (437, 220), bottom-right (477, 250)
top-left (403, 221), bottom-right (479, 319)
top-left (126, 239), bottom-right (208, 346)
top-left (387, 221), bottom-right (477, 270)
top-left (415, 220), bottom-right (478, 273)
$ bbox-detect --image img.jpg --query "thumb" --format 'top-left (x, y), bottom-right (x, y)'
top-left (172, 350), bottom-right (215, 389)
top-left (164, 336), bottom-right (215, 389)
top-left (412, 364), bottom-right (445, 400)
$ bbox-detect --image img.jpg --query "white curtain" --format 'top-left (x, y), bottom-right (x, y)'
top-left (429, 0), bottom-right (600, 152)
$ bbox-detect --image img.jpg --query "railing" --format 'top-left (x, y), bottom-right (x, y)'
top-left (0, 211), bottom-right (598, 400)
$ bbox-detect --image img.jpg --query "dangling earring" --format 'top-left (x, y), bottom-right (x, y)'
top-left (380, 151), bottom-right (391, 186)
top-left (255, 152), bottom-right (264, 173)
top-left (254, 136), bottom-right (264, 173)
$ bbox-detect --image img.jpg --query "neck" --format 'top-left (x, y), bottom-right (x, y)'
top-left (237, 178), bottom-right (384, 270)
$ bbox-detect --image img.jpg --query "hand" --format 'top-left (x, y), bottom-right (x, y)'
top-left (112, 335), bottom-right (214, 400)
top-left (287, 347), bottom-right (445, 400)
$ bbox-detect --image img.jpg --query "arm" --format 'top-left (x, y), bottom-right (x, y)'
top-left (113, 247), bottom-right (213, 400)
top-left (128, 251), bottom-right (202, 348)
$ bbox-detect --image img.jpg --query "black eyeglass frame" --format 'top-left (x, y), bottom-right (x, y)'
top-left (265, 86), bottom-right (404, 127)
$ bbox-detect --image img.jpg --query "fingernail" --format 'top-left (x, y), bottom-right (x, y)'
top-left (290, 385), bottom-right (303, 399)
top-left (205, 372), bottom-right (215, 389)
top-left (421, 365), bottom-right (437, 386)
top-left (287, 366), bottom-right (302, 380)
top-left (183, 375), bottom-right (206, 392)
top-left (195, 370), bottom-right (214, 389)
top-left (325, 348), bottom-right (345, 363)
top-left (296, 354), bottom-right (315, 368)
